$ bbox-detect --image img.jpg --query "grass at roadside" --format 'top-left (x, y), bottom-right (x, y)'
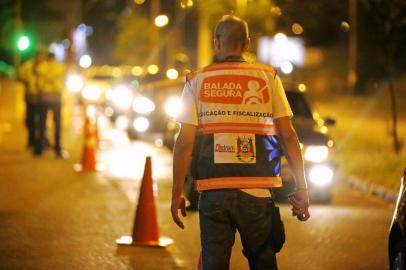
top-left (313, 89), bottom-right (406, 191)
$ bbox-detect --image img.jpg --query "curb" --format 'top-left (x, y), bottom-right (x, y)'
top-left (345, 175), bottom-right (399, 203)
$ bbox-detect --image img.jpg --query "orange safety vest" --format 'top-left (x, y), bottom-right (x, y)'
top-left (188, 57), bottom-right (283, 191)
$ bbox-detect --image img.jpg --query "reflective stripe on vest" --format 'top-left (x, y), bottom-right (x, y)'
top-left (198, 122), bottom-right (277, 135)
top-left (195, 176), bottom-right (282, 191)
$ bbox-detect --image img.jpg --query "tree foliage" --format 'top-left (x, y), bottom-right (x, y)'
top-left (113, 10), bottom-right (152, 65)
top-left (358, 0), bottom-right (406, 83)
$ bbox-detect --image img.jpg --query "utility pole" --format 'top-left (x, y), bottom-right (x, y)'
top-left (66, 0), bottom-right (82, 67)
top-left (348, 0), bottom-right (358, 93)
top-left (13, 0), bottom-right (22, 74)
top-left (197, 0), bottom-right (214, 68)
top-left (150, 0), bottom-right (160, 67)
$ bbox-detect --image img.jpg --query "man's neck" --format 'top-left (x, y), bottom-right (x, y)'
top-left (215, 54), bottom-right (244, 63)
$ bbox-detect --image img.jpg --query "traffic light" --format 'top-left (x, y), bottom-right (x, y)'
top-left (17, 35), bottom-right (30, 51)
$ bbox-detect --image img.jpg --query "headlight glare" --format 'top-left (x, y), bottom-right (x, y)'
top-left (132, 96), bottom-right (156, 114)
top-left (309, 165), bottom-right (334, 187)
top-left (82, 85), bottom-right (101, 101)
top-left (164, 97), bottom-right (183, 118)
top-left (66, 74), bottom-right (84, 93)
top-left (133, 117), bottom-right (149, 133)
top-left (304, 146), bottom-right (329, 163)
top-left (112, 85), bottom-right (133, 110)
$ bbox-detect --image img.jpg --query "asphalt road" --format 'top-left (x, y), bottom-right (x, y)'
top-left (0, 114), bottom-right (394, 270)
top-left (99, 126), bottom-right (393, 270)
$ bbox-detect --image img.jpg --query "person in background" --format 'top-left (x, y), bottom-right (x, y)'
top-left (18, 51), bottom-right (46, 150)
top-left (35, 52), bottom-right (67, 158)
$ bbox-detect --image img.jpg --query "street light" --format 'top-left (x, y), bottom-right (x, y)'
top-left (17, 35), bottom-right (30, 51)
top-left (154, 15), bottom-right (169, 27)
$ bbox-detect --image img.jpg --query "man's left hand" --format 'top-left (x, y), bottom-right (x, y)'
top-left (288, 190), bottom-right (310, 221)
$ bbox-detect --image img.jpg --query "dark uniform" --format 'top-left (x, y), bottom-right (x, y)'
top-left (19, 58), bottom-right (41, 148)
top-left (36, 55), bottom-right (66, 156)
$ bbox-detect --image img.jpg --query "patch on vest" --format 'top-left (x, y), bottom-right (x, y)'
top-left (214, 133), bottom-right (256, 164)
top-left (200, 75), bottom-right (269, 105)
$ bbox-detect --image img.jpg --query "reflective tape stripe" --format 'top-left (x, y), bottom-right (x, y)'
top-left (195, 177), bottom-right (282, 191)
top-left (198, 129), bottom-right (277, 135)
top-left (200, 122), bottom-right (275, 128)
top-left (198, 124), bottom-right (277, 135)
top-left (188, 63), bottom-right (276, 80)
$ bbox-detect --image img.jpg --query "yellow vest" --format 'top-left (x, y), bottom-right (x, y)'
top-left (38, 60), bottom-right (66, 94)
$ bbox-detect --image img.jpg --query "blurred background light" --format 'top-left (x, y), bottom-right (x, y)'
top-left (258, 36), bottom-right (304, 68)
top-left (115, 115), bottom-right (129, 130)
top-left (17, 35), bottom-right (30, 51)
top-left (112, 67), bottom-right (122, 77)
top-left (82, 85), bottom-right (101, 101)
top-left (65, 74), bottom-right (84, 93)
top-left (270, 6), bottom-right (282, 17)
top-left (134, 0), bottom-right (145, 4)
top-left (147, 64), bottom-right (159, 75)
top-left (298, 83), bottom-right (307, 92)
top-left (166, 68), bottom-right (179, 80)
top-left (131, 66), bottom-right (143, 76)
top-left (274, 33), bottom-right (287, 43)
top-left (133, 117), bottom-right (150, 132)
top-left (154, 15), bottom-right (169, 27)
top-left (340, 21), bottom-right (350, 32)
top-left (165, 97), bottom-right (183, 118)
top-left (292, 23), bottom-right (304, 35)
top-left (280, 61), bottom-right (293, 74)
top-left (79, 54), bottom-right (92, 68)
top-left (180, 0), bottom-right (193, 8)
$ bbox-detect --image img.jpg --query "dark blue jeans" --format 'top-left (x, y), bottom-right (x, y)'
top-left (199, 189), bottom-right (278, 270)
top-left (34, 101), bottom-right (61, 155)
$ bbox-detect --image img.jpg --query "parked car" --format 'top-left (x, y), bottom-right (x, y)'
top-left (184, 83), bottom-right (337, 208)
top-left (388, 168), bottom-right (406, 270)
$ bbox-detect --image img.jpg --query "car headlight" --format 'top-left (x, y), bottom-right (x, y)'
top-left (65, 74), bottom-right (84, 93)
top-left (115, 115), bottom-right (129, 130)
top-left (133, 117), bottom-right (149, 133)
top-left (309, 165), bottom-right (334, 187)
top-left (82, 85), bottom-right (101, 102)
top-left (164, 97), bottom-right (183, 118)
top-left (132, 96), bottom-right (156, 114)
top-left (111, 85), bottom-right (133, 110)
top-left (304, 145), bottom-right (329, 163)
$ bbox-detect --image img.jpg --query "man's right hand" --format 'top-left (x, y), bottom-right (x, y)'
top-left (288, 190), bottom-right (310, 221)
top-left (171, 195), bottom-right (187, 229)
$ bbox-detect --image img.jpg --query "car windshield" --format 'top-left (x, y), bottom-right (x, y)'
top-left (286, 91), bottom-right (313, 119)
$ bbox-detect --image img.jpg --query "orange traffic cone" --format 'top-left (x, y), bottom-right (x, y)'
top-left (116, 156), bottom-right (173, 247)
top-left (82, 115), bottom-right (97, 170)
top-left (74, 113), bottom-right (99, 172)
top-left (197, 253), bottom-right (202, 270)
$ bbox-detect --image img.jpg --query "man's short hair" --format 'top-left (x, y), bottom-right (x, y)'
top-left (214, 15), bottom-right (249, 50)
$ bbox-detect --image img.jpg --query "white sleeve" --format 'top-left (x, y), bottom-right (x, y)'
top-left (175, 82), bottom-right (198, 126)
top-left (272, 75), bottom-right (293, 119)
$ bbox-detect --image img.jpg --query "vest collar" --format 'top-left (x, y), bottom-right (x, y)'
top-left (214, 55), bottom-right (245, 63)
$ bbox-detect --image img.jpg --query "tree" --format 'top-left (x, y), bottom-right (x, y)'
top-left (359, 0), bottom-right (406, 153)
top-left (113, 9), bottom-right (152, 65)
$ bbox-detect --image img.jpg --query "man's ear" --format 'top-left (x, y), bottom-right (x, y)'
top-left (243, 38), bottom-right (251, 52)
top-left (213, 36), bottom-right (221, 51)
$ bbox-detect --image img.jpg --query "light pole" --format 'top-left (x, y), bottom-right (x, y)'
top-left (348, 0), bottom-right (358, 93)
